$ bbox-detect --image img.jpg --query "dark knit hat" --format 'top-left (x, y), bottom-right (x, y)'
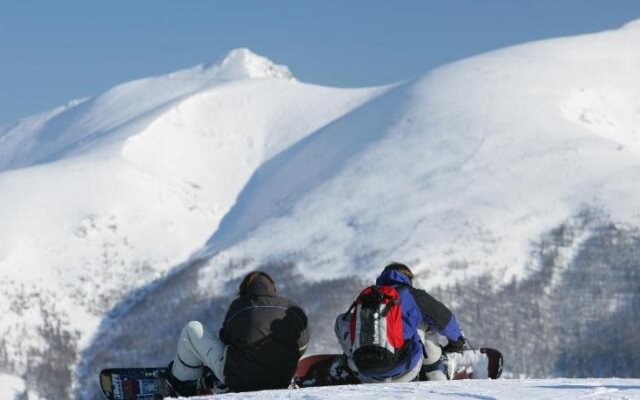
top-left (238, 270), bottom-right (276, 296)
top-left (382, 262), bottom-right (414, 280)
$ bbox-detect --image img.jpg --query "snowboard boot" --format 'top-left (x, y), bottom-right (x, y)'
top-left (333, 353), bottom-right (359, 384)
top-left (441, 351), bottom-right (455, 379)
top-left (332, 353), bottom-right (358, 378)
top-left (420, 360), bottom-right (448, 381)
top-left (202, 366), bottom-right (229, 394)
top-left (166, 361), bottom-right (199, 397)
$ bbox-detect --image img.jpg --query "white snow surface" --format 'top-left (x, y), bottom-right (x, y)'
top-left (190, 379), bottom-right (640, 400)
top-left (1, 21), bottom-right (640, 398)
top-left (0, 373), bottom-right (42, 400)
top-left (0, 374), bottom-right (24, 400)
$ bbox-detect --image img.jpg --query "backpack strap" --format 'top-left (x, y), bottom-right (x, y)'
top-left (380, 297), bottom-right (401, 318)
top-left (344, 284), bottom-right (405, 319)
top-left (343, 300), bottom-right (357, 321)
top-left (344, 285), bottom-right (371, 318)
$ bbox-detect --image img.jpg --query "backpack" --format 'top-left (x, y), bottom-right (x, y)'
top-left (345, 285), bottom-right (410, 373)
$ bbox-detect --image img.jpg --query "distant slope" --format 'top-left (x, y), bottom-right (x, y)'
top-left (0, 48), bottom-right (297, 172)
top-left (195, 20), bottom-right (640, 287)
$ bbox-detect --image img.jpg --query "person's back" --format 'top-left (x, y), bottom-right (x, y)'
top-left (168, 271), bottom-right (309, 395)
top-left (334, 262), bottom-right (465, 383)
top-left (221, 273), bottom-right (309, 391)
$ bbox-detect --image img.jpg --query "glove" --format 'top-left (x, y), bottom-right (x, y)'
top-left (442, 336), bottom-right (466, 353)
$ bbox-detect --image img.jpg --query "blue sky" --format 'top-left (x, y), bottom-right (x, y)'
top-left (1, 0), bottom-right (639, 126)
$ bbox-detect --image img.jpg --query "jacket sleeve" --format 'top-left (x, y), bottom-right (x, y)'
top-left (219, 297), bottom-right (243, 345)
top-left (290, 304), bottom-right (310, 356)
top-left (410, 288), bottom-right (463, 342)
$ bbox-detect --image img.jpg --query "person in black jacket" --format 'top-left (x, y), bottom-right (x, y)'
top-left (168, 271), bottom-right (309, 395)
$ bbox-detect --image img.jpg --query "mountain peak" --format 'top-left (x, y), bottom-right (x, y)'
top-left (622, 18), bottom-right (640, 31)
top-left (205, 48), bottom-right (295, 81)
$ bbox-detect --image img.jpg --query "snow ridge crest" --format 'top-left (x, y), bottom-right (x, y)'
top-left (204, 48), bottom-right (296, 81)
top-left (622, 18), bottom-right (640, 30)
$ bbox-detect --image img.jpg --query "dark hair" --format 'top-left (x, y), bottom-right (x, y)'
top-left (382, 262), bottom-right (414, 280)
top-left (238, 270), bottom-right (276, 296)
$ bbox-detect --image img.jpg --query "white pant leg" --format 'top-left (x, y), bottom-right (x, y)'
top-left (418, 327), bottom-right (446, 381)
top-left (172, 321), bottom-right (227, 384)
top-left (421, 330), bottom-right (443, 366)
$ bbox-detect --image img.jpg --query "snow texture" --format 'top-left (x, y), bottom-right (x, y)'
top-left (0, 373), bottom-right (42, 400)
top-left (0, 374), bottom-right (24, 400)
top-left (190, 379), bottom-right (640, 400)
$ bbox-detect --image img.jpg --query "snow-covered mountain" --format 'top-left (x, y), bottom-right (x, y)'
top-left (0, 48), bottom-right (384, 398)
top-left (1, 20), bottom-right (640, 399)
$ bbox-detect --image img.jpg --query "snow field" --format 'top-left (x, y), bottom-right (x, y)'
top-left (191, 379), bottom-right (640, 400)
top-left (0, 373), bottom-right (42, 400)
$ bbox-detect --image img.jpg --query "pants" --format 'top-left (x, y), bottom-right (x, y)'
top-left (171, 321), bottom-right (227, 384)
top-left (418, 329), bottom-right (447, 381)
top-left (334, 313), bottom-right (446, 382)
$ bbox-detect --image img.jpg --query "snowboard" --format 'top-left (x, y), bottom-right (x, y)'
top-left (100, 349), bottom-right (504, 397)
top-left (99, 367), bottom-right (214, 400)
top-left (291, 348), bottom-right (503, 388)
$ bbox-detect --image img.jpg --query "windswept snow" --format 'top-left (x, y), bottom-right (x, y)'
top-left (0, 373), bottom-right (41, 400)
top-left (0, 374), bottom-right (23, 400)
top-left (203, 48), bottom-right (295, 81)
top-left (192, 379), bottom-right (640, 400)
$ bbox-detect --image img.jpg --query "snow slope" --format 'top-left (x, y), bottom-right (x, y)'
top-left (194, 19), bottom-right (640, 288)
top-left (195, 379), bottom-right (640, 400)
top-left (0, 374), bottom-right (29, 400)
top-left (0, 49), bottom-right (386, 396)
top-left (1, 20), bottom-right (640, 400)
top-left (0, 48), bottom-right (296, 172)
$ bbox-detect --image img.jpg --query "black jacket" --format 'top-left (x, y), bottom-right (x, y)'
top-left (219, 275), bottom-right (309, 392)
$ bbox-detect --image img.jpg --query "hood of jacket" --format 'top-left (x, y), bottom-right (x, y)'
top-left (375, 268), bottom-right (413, 287)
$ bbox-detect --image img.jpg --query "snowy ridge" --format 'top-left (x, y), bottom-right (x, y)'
top-left (0, 48), bottom-right (294, 173)
top-left (201, 48), bottom-right (296, 81)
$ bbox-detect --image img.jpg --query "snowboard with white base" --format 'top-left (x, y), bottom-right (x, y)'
top-left (291, 347), bottom-right (503, 388)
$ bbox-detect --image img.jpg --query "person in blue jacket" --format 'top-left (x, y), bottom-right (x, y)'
top-left (334, 262), bottom-right (466, 382)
